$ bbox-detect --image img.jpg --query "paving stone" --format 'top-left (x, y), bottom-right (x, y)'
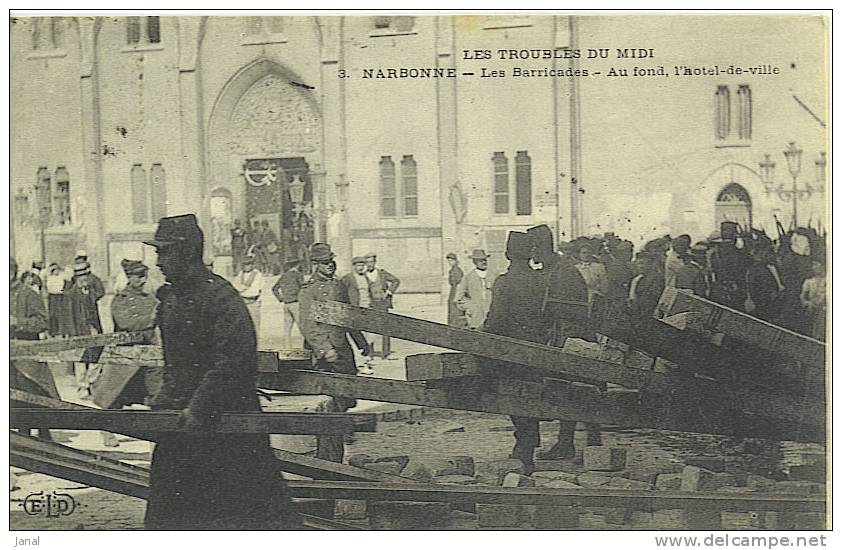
top-left (334, 499), bottom-right (367, 520)
top-left (683, 456), bottom-right (726, 472)
top-left (583, 447), bottom-right (626, 471)
top-left (502, 473), bottom-right (536, 488)
top-left (369, 501), bottom-right (450, 530)
top-left (366, 461), bottom-right (404, 475)
top-left (432, 474), bottom-right (477, 485)
top-left (541, 479), bottom-right (583, 490)
top-left (576, 473), bottom-right (614, 488)
top-left (476, 504), bottom-right (531, 528)
top-left (447, 455), bottom-right (475, 477)
top-left (347, 453), bottom-right (374, 468)
top-left (608, 477), bottom-right (651, 491)
top-left (474, 459), bottom-right (526, 486)
top-left (531, 471), bottom-right (579, 484)
top-left (531, 505), bottom-right (579, 529)
top-left (655, 473), bottom-right (683, 491)
top-left (401, 459), bottom-right (433, 483)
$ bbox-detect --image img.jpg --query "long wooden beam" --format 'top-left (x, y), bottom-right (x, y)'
top-left (659, 288), bottom-right (825, 370)
top-left (9, 432), bottom-right (364, 530)
top-left (10, 433), bottom-right (824, 515)
top-left (10, 408), bottom-right (376, 435)
top-left (284, 480), bottom-right (825, 513)
top-left (259, 370), bottom-right (824, 442)
top-left (11, 331), bottom-right (152, 356)
top-left (310, 301), bottom-right (706, 394)
top-left (402, 353), bottom-right (823, 427)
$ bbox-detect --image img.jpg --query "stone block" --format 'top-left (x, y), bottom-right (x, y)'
top-left (652, 509), bottom-right (686, 529)
top-left (680, 465), bottom-right (715, 492)
top-left (532, 471), bottom-right (579, 484)
top-left (655, 473), bottom-right (683, 491)
top-left (447, 455), bottom-right (475, 477)
top-left (683, 456), bottom-right (725, 473)
top-left (502, 473), bottom-right (536, 488)
top-left (474, 459), bottom-right (526, 486)
top-left (653, 357), bottom-right (679, 373)
top-left (608, 477), bottom-right (652, 491)
top-left (401, 459), bottom-right (432, 483)
top-left (366, 461), bottom-right (404, 476)
top-left (576, 473), bottom-right (614, 488)
top-left (625, 350), bottom-right (654, 370)
top-left (368, 501), bottom-right (450, 530)
top-left (541, 479), bottom-right (583, 490)
top-left (583, 447), bottom-right (626, 471)
top-left (334, 499), bottom-right (367, 520)
top-left (476, 504), bottom-right (531, 528)
top-left (347, 453), bottom-right (373, 468)
top-left (432, 474), bottom-right (477, 485)
top-left (532, 505), bottom-right (580, 529)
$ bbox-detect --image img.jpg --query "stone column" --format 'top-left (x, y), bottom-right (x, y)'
top-left (78, 17), bottom-right (107, 277)
top-left (436, 17), bottom-right (459, 300)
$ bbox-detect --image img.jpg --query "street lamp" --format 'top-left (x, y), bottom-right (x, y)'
top-left (758, 153), bottom-right (776, 189)
top-left (777, 141), bottom-right (811, 228)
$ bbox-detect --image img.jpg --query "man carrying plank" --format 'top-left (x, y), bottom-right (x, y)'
top-left (143, 214), bottom-right (299, 530)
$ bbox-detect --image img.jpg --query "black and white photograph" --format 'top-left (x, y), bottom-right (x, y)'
top-left (8, 9), bottom-right (830, 539)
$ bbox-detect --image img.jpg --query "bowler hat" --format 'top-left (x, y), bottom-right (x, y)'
top-left (310, 243), bottom-right (336, 262)
top-left (74, 261), bottom-right (91, 277)
top-left (352, 256), bottom-right (367, 265)
top-left (527, 224), bottom-right (554, 254)
top-left (144, 214), bottom-right (204, 248)
top-left (506, 231), bottom-right (535, 261)
top-left (121, 259), bottom-right (148, 277)
top-left (469, 249), bottom-right (490, 260)
top-left (32, 261), bottom-right (45, 271)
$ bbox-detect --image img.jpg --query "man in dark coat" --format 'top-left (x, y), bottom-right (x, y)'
top-left (66, 260), bottom-right (106, 400)
top-left (230, 219), bottom-right (249, 274)
top-left (299, 243), bottom-right (370, 461)
top-left (528, 225), bottom-right (602, 460)
top-left (709, 221), bottom-right (748, 310)
top-left (446, 252), bottom-right (466, 327)
top-left (482, 232), bottom-right (548, 473)
top-left (142, 214), bottom-right (299, 530)
top-left (10, 258), bottom-right (56, 440)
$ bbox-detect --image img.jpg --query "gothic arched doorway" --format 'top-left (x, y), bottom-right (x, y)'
top-left (715, 182), bottom-right (752, 229)
top-left (207, 61), bottom-right (322, 275)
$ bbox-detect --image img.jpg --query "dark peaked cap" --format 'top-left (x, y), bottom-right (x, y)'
top-left (506, 231), bottom-right (535, 260)
top-left (527, 224), bottom-right (554, 254)
top-left (121, 259), bottom-right (148, 276)
top-left (143, 214), bottom-right (204, 248)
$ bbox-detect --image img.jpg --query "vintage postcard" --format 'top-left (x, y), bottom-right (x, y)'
top-left (9, 10), bottom-right (829, 538)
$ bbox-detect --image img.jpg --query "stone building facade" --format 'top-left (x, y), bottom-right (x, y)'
top-left (11, 14), bottom-right (827, 292)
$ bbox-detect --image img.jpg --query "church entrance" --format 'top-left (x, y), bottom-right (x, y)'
top-left (243, 157), bottom-right (314, 275)
top-left (714, 182), bottom-right (752, 230)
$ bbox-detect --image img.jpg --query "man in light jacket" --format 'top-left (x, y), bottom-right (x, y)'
top-left (454, 249), bottom-right (496, 329)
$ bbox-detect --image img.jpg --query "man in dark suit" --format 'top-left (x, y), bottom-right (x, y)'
top-left (364, 252), bottom-right (400, 358)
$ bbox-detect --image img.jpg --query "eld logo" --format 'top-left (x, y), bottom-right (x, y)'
top-left (22, 491), bottom-right (77, 518)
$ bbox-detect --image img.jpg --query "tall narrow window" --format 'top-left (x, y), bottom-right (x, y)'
top-left (714, 85), bottom-right (731, 140)
top-left (150, 164), bottom-right (167, 221)
top-left (515, 151), bottom-right (532, 216)
top-left (131, 164), bottom-right (148, 224)
top-left (54, 166), bottom-right (71, 226)
top-left (380, 156), bottom-right (396, 217)
top-left (401, 155), bottom-right (418, 216)
top-left (737, 84), bottom-right (752, 140)
top-left (492, 152), bottom-right (509, 214)
top-left (35, 167), bottom-right (52, 224)
top-left (32, 17), bottom-right (61, 50)
top-left (127, 16), bottom-right (160, 45)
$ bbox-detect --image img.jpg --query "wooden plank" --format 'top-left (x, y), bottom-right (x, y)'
top-left (405, 352), bottom-right (483, 381)
top-left (11, 331), bottom-right (152, 357)
top-left (310, 300), bottom-right (684, 393)
top-left (15, 345), bottom-right (310, 367)
top-left (10, 433), bottom-right (824, 514)
top-left (659, 288), bottom-right (825, 370)
top-left (259, 370), bottom-right (823, 442)
top-left (284, 480), bottom-right (825, 513)
top-left (10, 408), bottom-right (377, 435)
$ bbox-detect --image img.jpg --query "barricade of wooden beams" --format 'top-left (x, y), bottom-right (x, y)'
top-left (270, 300), bottom-right (825, 443)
